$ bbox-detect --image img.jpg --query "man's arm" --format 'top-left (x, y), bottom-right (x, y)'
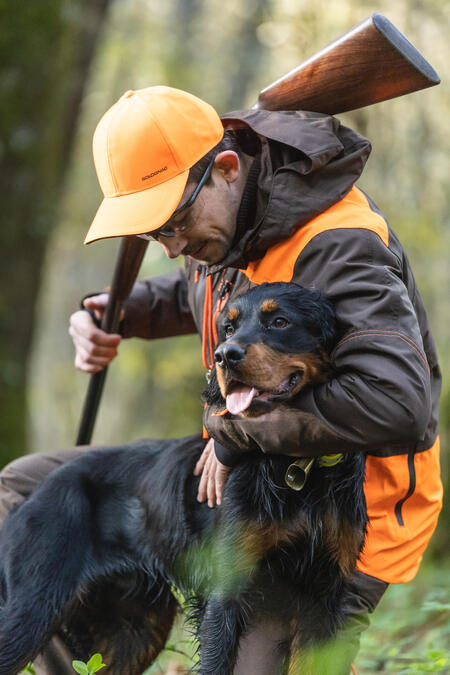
top-left (121, 267), bottom-right (197, 339)
top-left (205, 227), bottom-right (431, 457)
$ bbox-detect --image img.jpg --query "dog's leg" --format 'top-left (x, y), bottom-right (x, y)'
top-left (62, 572), bottom-right (178, 675)
top-left (0, 479), bottom-right (95, 675)
top-left (286, 583), bottom-right (352, 675)
top-left (198, 598), bottom-right (245, 675)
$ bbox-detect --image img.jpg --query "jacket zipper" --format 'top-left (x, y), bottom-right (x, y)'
top-left (394, 451), bottom-right (416, 526)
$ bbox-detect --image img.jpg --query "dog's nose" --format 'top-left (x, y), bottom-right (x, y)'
top-left (214, 344), bottom-right (246, 368)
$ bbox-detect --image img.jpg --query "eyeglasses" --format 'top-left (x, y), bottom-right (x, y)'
top-left (138, 157), bottom-right (214, 241)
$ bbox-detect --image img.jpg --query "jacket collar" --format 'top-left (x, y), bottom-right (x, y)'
top-left (207, 109), bottom-right (371, 273)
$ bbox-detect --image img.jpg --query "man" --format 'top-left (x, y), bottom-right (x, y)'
top-left (0, 86), bottom-right (443, 674)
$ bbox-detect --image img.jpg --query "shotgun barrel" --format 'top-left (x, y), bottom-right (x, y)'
top-left (256, 13), bottom-right (440, 114)
top-left (76, 236), bottom-right (148, 445)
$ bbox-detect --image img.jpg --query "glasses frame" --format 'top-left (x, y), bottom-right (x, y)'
top-left (139, 156), bottom-right (215, 241)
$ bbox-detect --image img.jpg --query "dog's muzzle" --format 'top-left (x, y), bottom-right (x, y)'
top-left (214, 343), bottom-right (246, 369)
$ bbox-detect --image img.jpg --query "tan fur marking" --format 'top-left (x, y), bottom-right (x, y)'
top-left (238, 516), bottom-right (309, 567)
top-left (261, 299), bottom-right (279, 313)
top-left (216, 364), bottom-right (228, 399)
top-left (234, 343), bottom-right (330, 398)
top-left (322, 510), bottom-right (364, 578)
top-left (227, 307), bottom-right (239, 322)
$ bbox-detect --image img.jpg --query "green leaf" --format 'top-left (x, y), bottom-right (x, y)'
top-left (86, 654), bottom-right (106, 672)
top-left (427, 650), bottom-right (446, 659)
top-left (72, 661), bottom-right (89, 675)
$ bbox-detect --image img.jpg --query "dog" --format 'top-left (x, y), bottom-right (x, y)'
top-left (0, 282), bottom-right (367, 675)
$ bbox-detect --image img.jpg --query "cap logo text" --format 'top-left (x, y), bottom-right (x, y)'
top-left (142, 166), bottom-right (168, 181)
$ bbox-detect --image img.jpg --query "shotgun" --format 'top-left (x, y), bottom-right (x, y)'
top-left (76, 12), bottom-right (439, 445)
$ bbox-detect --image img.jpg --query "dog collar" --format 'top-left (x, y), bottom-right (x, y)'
top-left (285, 453), bottom-right (345, 491)
top-left (318, 453), bottom-right (344, 468)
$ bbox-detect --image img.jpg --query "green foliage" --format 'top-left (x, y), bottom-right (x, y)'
top-left (20, 665), bottom-right (36, 675)
top-left (356, 562), bottom-right (450, 673)
top-left (173, 520), bottom-right (264, 598)
top-left (72, 653), bottom-right (106, 674)
top-left (144, 560), bottom-right (450, 674)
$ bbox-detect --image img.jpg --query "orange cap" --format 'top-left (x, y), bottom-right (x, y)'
top-left (85, 86), bottom-right (224, 244)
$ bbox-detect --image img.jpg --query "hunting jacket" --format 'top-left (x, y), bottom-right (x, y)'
top-left (121, 109), bottom-right (443, 584)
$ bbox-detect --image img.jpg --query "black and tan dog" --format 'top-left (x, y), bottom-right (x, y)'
top-left (214, 282), bottom-right (336, 416)
top-left (0, 283), bottom-right (367, 675)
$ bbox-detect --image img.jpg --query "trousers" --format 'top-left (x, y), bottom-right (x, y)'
top-left (0, 448), bottom-right (388, 675)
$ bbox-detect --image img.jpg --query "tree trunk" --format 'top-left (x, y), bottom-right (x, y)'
top-left (0, 0), bottom-right (111, 466)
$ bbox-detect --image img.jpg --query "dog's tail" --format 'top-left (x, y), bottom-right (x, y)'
top-left (0, 473), bottom-right (92, 675)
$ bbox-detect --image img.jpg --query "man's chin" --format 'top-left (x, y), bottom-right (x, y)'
top-left (190, 241), bottom-right (225, 265)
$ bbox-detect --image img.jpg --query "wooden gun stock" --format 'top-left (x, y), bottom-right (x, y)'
top-left (256, 13), bottom-right (440, 114)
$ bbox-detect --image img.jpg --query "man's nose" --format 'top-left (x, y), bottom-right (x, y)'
top-left (160, 236), bottom-right (188, 259)
top-left (214, 343), bottom-right (247, 368)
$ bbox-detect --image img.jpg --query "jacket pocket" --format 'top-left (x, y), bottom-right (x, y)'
top-left (394, 451), bottom-right (416, 526)
top-left (358, 439), bottom-right (442, 583)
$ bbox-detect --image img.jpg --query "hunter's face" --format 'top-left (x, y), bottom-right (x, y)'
top-left (156, 152), bottom-right (243, 265)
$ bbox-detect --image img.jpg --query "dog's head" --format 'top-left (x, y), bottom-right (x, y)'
top-left (209, 282), bottom-right (337, 417)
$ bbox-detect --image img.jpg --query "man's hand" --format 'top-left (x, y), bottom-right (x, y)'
top-left (69, 293), bottom-right (122, 373)
top-left (194, 438), bottom-right (231, 508)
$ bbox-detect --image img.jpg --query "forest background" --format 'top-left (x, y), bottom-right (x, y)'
top-left (1, 0), bottom-right (449, 672)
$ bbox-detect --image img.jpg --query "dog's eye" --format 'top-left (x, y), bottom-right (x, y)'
top-left (272, 317), bottom-right (289, 328)
top-left (224, 324), bottom-right (234, 337)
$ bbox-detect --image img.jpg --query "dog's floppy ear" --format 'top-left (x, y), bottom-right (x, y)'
top-left (314, 296), bottom-right (338, 353)
top-left (202, 366), bottom-right (225, 406)
top-left (288, 283), bottom-right (338, 353)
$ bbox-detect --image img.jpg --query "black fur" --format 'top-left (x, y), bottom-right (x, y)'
top-left (0, 284), bottom-right (367, 675)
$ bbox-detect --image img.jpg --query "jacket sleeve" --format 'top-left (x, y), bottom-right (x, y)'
top-left (204, 228), bottom-right (431, 457)
top-left (121, 267), bottom-right (197, 339)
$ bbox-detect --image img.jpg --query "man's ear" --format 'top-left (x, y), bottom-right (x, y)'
top-left (213, 151), bottom-right (240, 183)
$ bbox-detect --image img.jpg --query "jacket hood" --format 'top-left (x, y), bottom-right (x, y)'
top-left (208, 108), bottom-right (371, 272)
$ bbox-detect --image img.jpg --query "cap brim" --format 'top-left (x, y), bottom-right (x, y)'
top-left (84, 170), bottom-right (190, 244)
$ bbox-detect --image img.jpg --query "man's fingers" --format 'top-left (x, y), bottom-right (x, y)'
top-left (193, 451), bottom-right (207, 477)
top-left (83, 293), bottom-right (110, 310)
top-left (83, 293), bottom-right (109, 322)
top-left (193, 439), bottom-right (213, 476)
top-left (206, 462), bottom-right (217, 508)
top-left (197, 450), bottom-right (214, 502)
top-left (69, 311), bottom-right (122, 346)
top-left (83, 293), bottom-right (125, 323)
top-left (69, 329), bottom-right (119, 359)
top-left (196, 441), bottom-right (230, 508)
top-left (215, 465), bottom-right (230, 506)
top-left (215, 469), bottom-right (225, 506)
top-left (73, 341), bottom-right (118, 368)
top-left (196, 467), bottom-right (208, 503)
top-left (74, 353), bottom-right (104, 374)
top-left (69, 309), bottom-right (121, 373)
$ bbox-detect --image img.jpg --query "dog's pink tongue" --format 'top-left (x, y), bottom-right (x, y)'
top-left (226, 385), bottom-right (258, 415)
